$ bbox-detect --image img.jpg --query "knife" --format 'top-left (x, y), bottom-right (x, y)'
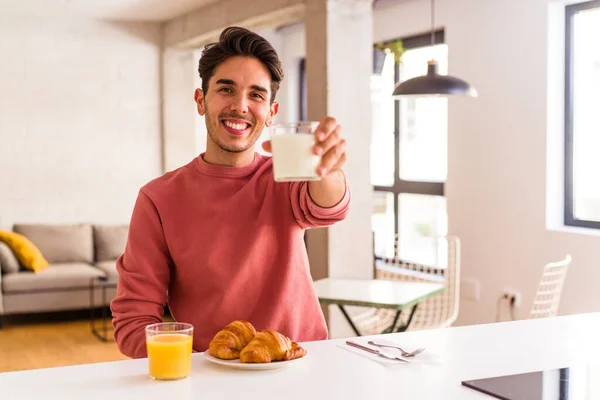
top-left (345, 340), bottom-right (409, 362)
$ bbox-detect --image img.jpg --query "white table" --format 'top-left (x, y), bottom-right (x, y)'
top-left (4, 312), bottom-right (599, 399)
top-left (313, 277), bottom-right (445, 335)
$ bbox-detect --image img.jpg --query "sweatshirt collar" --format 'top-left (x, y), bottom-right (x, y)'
top-left (194, 152), bottom-right (265, 178)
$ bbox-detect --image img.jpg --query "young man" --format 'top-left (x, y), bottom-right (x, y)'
top-left (110, 26), bottom-right (350, 358)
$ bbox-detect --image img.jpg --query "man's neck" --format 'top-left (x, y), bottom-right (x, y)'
top-left (203, 144), bottom-right (256, 168)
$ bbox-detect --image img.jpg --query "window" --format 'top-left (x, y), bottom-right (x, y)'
top-left (565, 1), bottom-right (600, 229)
top-left (371, 31), bottom-right (448, 267)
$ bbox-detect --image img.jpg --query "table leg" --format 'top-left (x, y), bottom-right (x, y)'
top-left (381, 310), bottom-right (402, 334)
top-left (90, 279), bottom-right (111, 342)
top-left (89, 278), bottom-right (96, 335)
top-left (394, 304), bottom-right (419, 333)
top-left (338, 305), bottom-right (362, 336)
top-left (101, 285), bottom-right (108, 342)
top-left (336, 305), bottom-right (418, 336)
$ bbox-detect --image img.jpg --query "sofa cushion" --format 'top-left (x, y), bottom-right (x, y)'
top-left (95, 260), bottom-right (118, 278)
top-left (0, 231), bottom-right (49, 273)
top-left (1, 263), bottom-right (105, 293)
top-left (13, 224), bottom-right (94, 264)
top-left (93, 225), bottom-right (128, 262)
top-left (0, 241), bottom-right (21, 274)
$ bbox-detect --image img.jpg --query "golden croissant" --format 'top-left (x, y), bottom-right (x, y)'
top-left (208, 320), bottom-right (257, 360)
top-left (239, 329), bottom-right (307, 363)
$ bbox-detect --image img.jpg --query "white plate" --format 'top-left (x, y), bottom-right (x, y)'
top-left (203, 351), bottom-right (309, 371)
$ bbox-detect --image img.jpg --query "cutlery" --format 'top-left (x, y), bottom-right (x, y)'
top-left (367, 341), bottom-right (426, 357)
top-left (345, 341), bottom-right (409, 362)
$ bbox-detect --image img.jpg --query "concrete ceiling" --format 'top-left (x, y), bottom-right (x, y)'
top-left (0, 0), bottom-right (222, 21)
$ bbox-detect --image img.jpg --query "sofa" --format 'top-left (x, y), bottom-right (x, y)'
top-left (0, 223), bottom-right (128, 326)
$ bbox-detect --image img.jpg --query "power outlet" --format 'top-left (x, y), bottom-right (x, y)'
top-left (503, 287), bottom-right (522, 307)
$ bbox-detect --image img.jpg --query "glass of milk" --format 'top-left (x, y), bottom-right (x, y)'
top-left (270, 121), bottom-right (321, 182)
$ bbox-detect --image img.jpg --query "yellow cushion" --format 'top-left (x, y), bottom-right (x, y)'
top-left (0, 231), bottom-right (49, 273)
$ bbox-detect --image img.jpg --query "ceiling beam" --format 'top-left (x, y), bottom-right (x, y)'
top-left (163, 0), bottom-right (305, 48)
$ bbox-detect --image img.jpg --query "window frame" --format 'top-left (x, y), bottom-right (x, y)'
top-left (373, 30), bottom-right (446, 259)
top-left (564, 0), bottom-right (600, 229)
top-left (299, 58), bottom-right (307, 121)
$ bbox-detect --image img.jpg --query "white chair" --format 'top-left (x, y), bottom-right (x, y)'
top-left (354, 235), bottom-right (461, 333)
top-left (529, 255), bottom-right (571, 319)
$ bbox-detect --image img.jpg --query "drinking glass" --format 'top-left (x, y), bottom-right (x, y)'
top-left (145, 322), bottom-right (194, 380)
top-left (270, 121), bottom-right (321, 182)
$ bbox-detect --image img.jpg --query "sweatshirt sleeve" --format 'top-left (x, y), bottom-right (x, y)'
top-left (289, 178), bottom-right (351, 229)
top-left (110, 189), bottom-right (171, 359)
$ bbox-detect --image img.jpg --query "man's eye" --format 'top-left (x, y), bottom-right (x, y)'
top-left (251, 93), bottom-right (265, 100)
top-left (219, 87), bottom-right (232, 93)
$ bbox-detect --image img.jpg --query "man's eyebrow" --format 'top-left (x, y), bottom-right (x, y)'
top-left (250, 85), bottom-right (268, 94)
top-left (216, 78), bottom-right (235, 85)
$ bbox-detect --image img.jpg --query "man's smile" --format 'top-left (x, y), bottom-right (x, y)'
top-left (221, 118), bottom-right (252, 136)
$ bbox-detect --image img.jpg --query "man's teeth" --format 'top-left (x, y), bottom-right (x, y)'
top-left (224, 121), bottom-right (248, 131)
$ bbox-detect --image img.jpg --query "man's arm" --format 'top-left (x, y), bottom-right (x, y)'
top-left (110, 189), bottom-right (171, 359)
top-left (263, 116), bottom-right (348, 209)
top-left (307, 169), bottom-right (346, 208)
top-left (289, 178), bottom-right (350, 229)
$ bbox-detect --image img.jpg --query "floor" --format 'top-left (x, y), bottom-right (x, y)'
top-left (0, 309), bottom-right (153, 373)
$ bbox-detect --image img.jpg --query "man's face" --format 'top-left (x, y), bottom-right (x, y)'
top-left (195, 56), bottom-right (279, 154)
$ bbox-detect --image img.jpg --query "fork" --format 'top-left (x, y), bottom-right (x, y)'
top-left (345, 341), bottom-right (409, 362)
top-left (367, 341), bottom-right (426, 357)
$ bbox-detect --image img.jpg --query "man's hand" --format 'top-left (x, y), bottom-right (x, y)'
top-left (311, 117), bottom-right (346, 178)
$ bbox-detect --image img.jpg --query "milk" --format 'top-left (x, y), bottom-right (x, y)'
top-left (271, 133), bottom-right (321, 182)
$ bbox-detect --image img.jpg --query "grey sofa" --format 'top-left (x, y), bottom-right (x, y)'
top-left (0, 223), bottom-right (128, 326)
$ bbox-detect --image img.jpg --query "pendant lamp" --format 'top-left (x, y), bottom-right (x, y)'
top-left (392, 0), bottom-right (477, 98)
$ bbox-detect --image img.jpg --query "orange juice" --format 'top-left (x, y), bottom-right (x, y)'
top-left (147, 333), bottom-right (193, 380)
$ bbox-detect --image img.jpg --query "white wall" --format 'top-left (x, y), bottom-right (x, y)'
top-left (251, 27), bottom-right (285, 154)
top-left (273, 23), bottom-right (305, 125)
top-left (277, 0), bottom-right (600, 327)
top-left (163, 47), bottom-right (198, 171)
top-left (0, 18), bottom-right (163, 229)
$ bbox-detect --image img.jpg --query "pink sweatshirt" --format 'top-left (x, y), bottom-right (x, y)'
top-left (110, 153), bottom-right (350, 358)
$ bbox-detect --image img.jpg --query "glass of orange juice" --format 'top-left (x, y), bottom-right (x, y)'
top-left (145, 322), bottom-right (194, 380)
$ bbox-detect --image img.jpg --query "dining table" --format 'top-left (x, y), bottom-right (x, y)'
top-left (2, 312), bottom-right (599, 399)
top-left (313, 277), bottom-right (445, 335)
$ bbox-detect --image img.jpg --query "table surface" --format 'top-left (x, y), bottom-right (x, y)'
top-left (313, 277), bottom-right (445, 309)
top-left (3, 312), bottom-right (599, 399)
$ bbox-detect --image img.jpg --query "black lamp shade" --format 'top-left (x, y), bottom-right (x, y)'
top-left (392, 60), bottom-right (478, 98)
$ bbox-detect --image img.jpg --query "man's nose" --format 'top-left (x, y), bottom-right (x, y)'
top-left (230, 93), bottom-right (249, 114)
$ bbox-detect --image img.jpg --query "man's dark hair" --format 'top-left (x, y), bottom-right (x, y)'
top-left (198, 26), bottom-right (284, 103)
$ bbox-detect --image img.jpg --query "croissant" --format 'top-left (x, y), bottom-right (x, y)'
top-left (239, 330), bottom-right (307, 363)
top-left (283, 341), bottom-right (307, 361)
top-left (208, 320), bottom-right (257, 360)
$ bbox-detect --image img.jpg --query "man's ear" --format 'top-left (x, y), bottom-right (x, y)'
top-left (265, 102), bottom-right (280, 127)
top-left (194, 88), bottom-right (205, 116)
